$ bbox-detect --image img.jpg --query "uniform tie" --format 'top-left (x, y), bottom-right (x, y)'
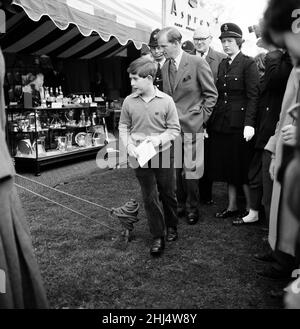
top-left (155, 62), bottom-right (163, 90)
top-left (225, 57), bottom-right (231, 73)
top-left (169, 58), bottom-right (177, 92)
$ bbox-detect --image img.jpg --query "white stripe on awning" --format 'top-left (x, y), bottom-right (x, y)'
top-left (34, 27), bottom-right (79, 55)
top-left (66, 0), bottom-right (94, 15)
top-left (3, 20), bottom-right (57, 52)
top-left (80, 38), bottom-right (119, 59)
top-left (57, 36), bottom-right (99, 58)
top-left (12, 0), bottom-right (161, 49)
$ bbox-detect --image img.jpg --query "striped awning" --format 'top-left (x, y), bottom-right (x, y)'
top-left (1, 0), bottom-right (161, 58)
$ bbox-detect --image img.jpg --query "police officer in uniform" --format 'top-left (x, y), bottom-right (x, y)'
top-left (148, 28), bottom-right (166, 90)
top-left (208, 23), bottom-right (260, 219)
top-left (181, 40), bottom-right (196, 55)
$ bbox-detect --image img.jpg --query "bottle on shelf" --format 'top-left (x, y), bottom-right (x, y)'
top-left (92, 112), bottom-right (97, 125)
top-left (56, 86), bottom-right (63, 103)
top-left (59, 86), bottom-right (63, 97)
top-left (45, 87), bottom-right (52, 108)
top-left (79, 109), bottom-right (86, 126)
top-left (49, 87), bottom-right (56, 103)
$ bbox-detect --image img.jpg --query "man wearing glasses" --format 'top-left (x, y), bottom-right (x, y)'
top-left (193, 24), bottom-right (226, 82)
top-left (193, 24), bottom-right (226, 207)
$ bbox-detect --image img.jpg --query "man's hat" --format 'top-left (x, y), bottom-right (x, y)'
top-left (182, 40), bottom-right (196, 55)
top-left (148, 28), bottom-right (161, 47)
top-left (219, 23), bottom-right (243, 39)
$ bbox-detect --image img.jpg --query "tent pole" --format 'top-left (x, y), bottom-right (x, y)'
top-left (162, 0), bottom-right (166, 28)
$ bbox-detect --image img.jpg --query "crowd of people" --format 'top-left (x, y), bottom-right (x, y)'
top-left (119, 0), bottom-right (300, 308)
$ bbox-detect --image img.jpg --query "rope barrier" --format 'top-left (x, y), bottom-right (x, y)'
top-left (15, 183), bottom-right (121, 233)
top-left (15, 174), bottom-right (111, 212)
top-left (15, 174), bottom-right (140, 238)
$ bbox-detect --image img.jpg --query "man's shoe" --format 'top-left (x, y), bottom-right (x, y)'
top-left (253, 251), bottom-right (275, 263)
top-left (256, 265), bottom-right (291, 281)
top-left (187, 213), bottom-right (199, 225)
top-left (215, 209), bottom-right (239, 218)
top-left (166, 227), bottom-right (178, 242)
top-left (150, 238), bottom-right (165, 256)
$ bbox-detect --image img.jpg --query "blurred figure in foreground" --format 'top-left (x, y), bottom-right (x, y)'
top-left (0, 0), bottom-right (48, 309)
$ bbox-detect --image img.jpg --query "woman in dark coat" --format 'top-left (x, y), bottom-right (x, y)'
top-left (208, 23), bottom-right (260, 219)
top-left (233, 49), bottom-right (292, 226)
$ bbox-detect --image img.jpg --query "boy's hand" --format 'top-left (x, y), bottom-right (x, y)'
top-left (127, 144), bottom-right (138, 158)
top-left (146, 136), bottom-right (161, 148)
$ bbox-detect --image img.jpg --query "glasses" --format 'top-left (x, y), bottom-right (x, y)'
top-left (193, 37), bottom-right (210, 42)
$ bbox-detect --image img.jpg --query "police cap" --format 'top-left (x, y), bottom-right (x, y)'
top-left (148, 28), bottom-right (161, 47)
top-left (219, 23), bottom-right (243, 39)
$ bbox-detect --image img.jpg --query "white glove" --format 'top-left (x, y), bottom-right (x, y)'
top-left (127, 144), bottom-right (138, 158)
top-left (145, 136), bottom-right (161, 148)
top-left (243, 126), bottom-right (255, 142)
top-left (204, 128), bottom-right (209, 139)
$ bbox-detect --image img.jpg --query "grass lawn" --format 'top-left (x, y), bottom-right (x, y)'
top-left (18, 168), bottom-right (285, 309)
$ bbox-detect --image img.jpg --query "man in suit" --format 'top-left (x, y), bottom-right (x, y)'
top-left (193, 25), bottom-right (226, 82)
top-left (157, 27), bottom-right (218, 224)
top-left (193, 25), bottom-right (227, 205)
top-left (148, 28), bottom-right (166, 90)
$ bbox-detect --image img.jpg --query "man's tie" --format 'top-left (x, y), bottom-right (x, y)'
top-left (157, 62), bottom-right (161, 76)
top-left (169, 58), bottom-right (177, 93)
top-left (225, 57), bottom-right (231, 73)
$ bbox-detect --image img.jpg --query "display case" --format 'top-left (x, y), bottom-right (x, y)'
top-left (6, 104), bottom-right (110, 175)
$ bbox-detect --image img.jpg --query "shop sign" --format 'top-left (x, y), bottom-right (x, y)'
top-left (163, 0), bottom-right (210, 40)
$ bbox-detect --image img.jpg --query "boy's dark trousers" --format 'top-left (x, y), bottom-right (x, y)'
top-left (134, 148), bottom-right (178, 238)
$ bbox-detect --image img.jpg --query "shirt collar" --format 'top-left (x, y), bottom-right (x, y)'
top-left (173, 49), bottom-right (184, 70)
top-left (196, 48), bottom-right (209, 59)
top-left (230, 51), bottom-right (240, 63)
top-left (157, 58), bottom-right (166, 67)
top-left (132, 86), bottom-right (164, 99)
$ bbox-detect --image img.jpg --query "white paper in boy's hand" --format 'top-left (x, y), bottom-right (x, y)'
top-left (135, 139), bottom-right (157, 167)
